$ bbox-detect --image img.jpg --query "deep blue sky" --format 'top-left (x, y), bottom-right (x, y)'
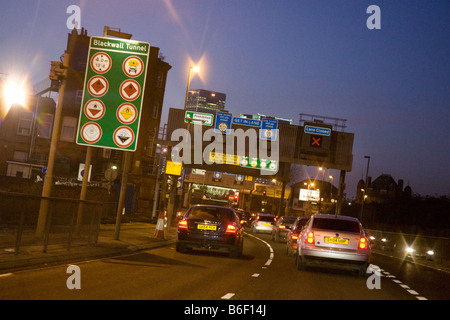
top-left (1, 0), bottom-right (449, 198)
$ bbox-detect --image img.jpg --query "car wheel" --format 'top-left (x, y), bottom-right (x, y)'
top-left (286, 246), bottom-right (293, 257)
top-left (176, 242), bottom-right (184, 253)
top-left (358, 264), bottom-right (369, 277)
top-left (230, 244), bottom-right (242, 258)
top-left (296, 254), bottom-right (307, 270)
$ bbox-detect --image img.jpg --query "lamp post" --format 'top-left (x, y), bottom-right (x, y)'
top-left (359, 155), bottom-right (371, 223)
top-left (36, 53), bottom-right (69, 237)
top-left (329, 175), bottom-right (334, 200)
top-left (184, 66), bottom-right (199, 110)
top-left (181, 65), bottom-right (199, 212)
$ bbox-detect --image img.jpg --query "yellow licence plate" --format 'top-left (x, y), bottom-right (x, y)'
top-left (197, 224), bottom-right (217, 231)
top-left (324, 237), bottom-right (349, 245)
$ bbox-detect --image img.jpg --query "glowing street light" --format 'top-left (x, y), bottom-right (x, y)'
top-left (1, 77), bottom-right (28, 116)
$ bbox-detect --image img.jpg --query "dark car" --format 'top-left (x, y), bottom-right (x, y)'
top-left (176, 205), bottom-right (244, 258)
top-left (286, 217), bottom-right (309, 256)
top-left (271, 216), bottom-right (297, 242)
top-left (235, 209), bottom-right (252, 227)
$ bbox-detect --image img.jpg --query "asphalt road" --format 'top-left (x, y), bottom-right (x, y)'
top-left (0, 231), bottom-right (448, 301)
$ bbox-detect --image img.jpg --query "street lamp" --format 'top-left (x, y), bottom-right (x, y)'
top-left (184, 66), bottom-right (199, 110)
top-left (318, 167), bottom-right (325, 181)
top-left (359, 155), bottom-right (371, 223)
top-left (329, 175), bottom-right (334, 199)
top-left (1, 77), bottom-right (28, 116)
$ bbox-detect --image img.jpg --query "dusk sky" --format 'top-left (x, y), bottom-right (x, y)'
top-left (0, 0), bottom-right (449, 198)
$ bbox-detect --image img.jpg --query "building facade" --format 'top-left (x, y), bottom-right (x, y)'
top-left (186, 89), bottom-right (227, 113)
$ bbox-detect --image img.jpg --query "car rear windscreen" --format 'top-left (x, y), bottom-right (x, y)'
top-left (283, 217), bottom-right (297, 224)
top-left (312, 218), bottom-right (360, 233)
top-left (258, 215), bottom-right (275, 222)
top-left (187, 207), bottom-right (234, 221)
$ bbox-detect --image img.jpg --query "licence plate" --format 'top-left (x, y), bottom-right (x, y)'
top-left (262, 222), bottom-right (271, 226)
top-left (197, 224), bottom-right (217, 231)
top-left (324, 237), bottom-right (349, 245)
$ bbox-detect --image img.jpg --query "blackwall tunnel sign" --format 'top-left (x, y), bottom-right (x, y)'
top-left (76, 36), bottom-right (150, 151)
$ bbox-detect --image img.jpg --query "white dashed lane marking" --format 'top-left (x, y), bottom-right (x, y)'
top-left (380, 270), bottom-right (428, 300)
top-left (221, 233), bottom-right (274, 299)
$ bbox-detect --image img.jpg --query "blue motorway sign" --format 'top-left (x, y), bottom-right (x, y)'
top-left (260, 118), bottom-right (278, 140)
top-left (232, 117), bottom-right (262, 127)
top-left (304, 125), bottom-right (331, 136)
top-left (214, 112), bottom-right (232, 134)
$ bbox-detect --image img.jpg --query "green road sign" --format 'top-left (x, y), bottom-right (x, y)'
top-left (184, 111), bottom-right (214, 126)
top-left (76, 36), bottom-right (150, 151)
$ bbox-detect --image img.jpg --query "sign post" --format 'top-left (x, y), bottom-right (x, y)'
top-left (75, 34), bottom-right (150, 239)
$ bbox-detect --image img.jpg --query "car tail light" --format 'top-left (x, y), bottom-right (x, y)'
top-left (305, 232), bottom-right (315, 244)
top-left (225, 224), bottom-right (237, 233)
top-left (178, 220), bottom-right (188, 229)
top-left (359, 237), bottom-right (368, 249)
top-left (291, 234), bottom-right (299, 240)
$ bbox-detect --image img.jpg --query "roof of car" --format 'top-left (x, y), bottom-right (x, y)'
top-left (190, 204), bottom-right (234, 210)
top-left (312, 214), bottom-right (360, 222)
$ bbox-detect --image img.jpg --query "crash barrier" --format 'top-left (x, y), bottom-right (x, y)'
top-left (0, 191), bottom-right (116, 254)
top-left (365, 229), bottom-right (450, 267)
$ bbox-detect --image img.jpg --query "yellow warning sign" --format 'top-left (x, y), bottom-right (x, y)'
top-left (165, 161), bottom-right (183, 176)
top-left (120, 106), bottom-right (133, 120)
top-left (116, 103), bottom-right (137, 124)
top-left (209, 152), bottom-right (240, 166)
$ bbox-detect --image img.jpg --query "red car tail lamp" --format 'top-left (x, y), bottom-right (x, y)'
top-left (359, 237), bottom-right (368, 249)
top-left (178, 220), bottom-right (188, 229)
top-left (225, 224), bottom-right (237, 234)
top-left (305, 232), bottom-right (315, 244)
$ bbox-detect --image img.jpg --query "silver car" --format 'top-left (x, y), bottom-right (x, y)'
top-left (296, 214), bottom-right (371, 275)
top-left (251, 213), bottom-right (276, 233)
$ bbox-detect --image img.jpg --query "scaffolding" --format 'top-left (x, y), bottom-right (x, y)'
top-left (299, 113), bottom-right (347, 132)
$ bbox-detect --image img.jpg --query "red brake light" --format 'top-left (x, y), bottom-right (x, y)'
top-left (305, 232), bottom-right (315, 244)
top-left (359, 237), bottom-right (368, 249)
top-left (225, 224), bottom-right (237, 233)
top-left (178, 220), bottom-right (188, 229)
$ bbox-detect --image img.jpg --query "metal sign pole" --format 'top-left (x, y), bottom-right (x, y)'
top-left (114, 151), bottom-right (132, 240)
top-left (35, 53), bottom-right (69, 237)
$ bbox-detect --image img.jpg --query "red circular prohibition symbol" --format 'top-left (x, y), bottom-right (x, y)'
top-left (113, 126), bottom-right (135, 148)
